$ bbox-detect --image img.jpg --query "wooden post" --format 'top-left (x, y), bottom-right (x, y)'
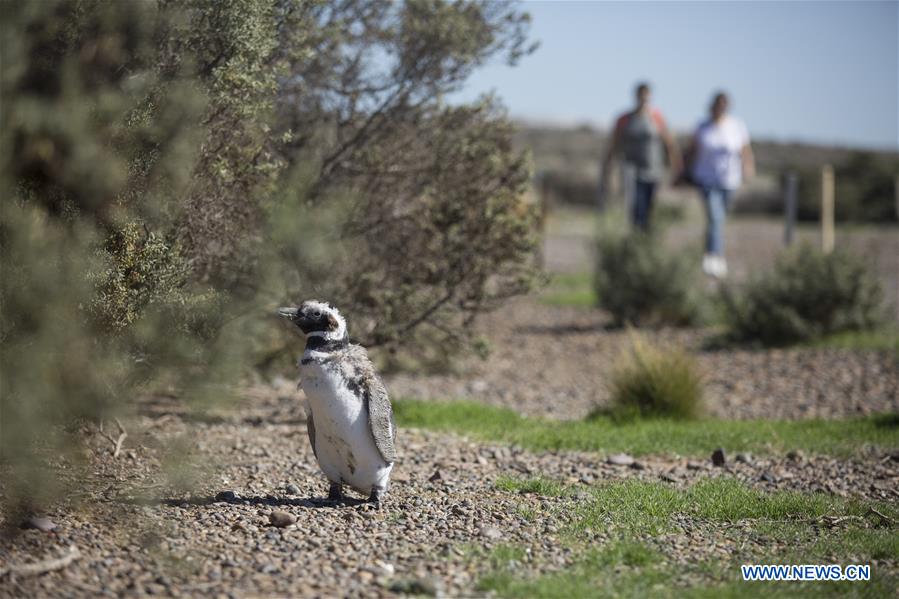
top-left (821, 164), bottom-right (834, 254)
top-left (895, 173), bottom-right (899, 221)
top-left (784, 171), bottom-right (798, 246)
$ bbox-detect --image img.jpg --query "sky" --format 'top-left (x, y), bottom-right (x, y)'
top-left (453, 1), bottom-right (899, 150)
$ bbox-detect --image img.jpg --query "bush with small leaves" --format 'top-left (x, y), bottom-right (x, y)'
top-left (721, 244), bottom-right (884, 346)
top-left (594, 228), bottom-right (702, 327)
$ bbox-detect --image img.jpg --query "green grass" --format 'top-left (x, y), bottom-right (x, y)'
top-left (539, 271), bottom-right (596, 308)
top-left (480, 544), bottom-right (898, 598)
top-left (394, 399), bottom-right (899, 458)
top-left (478, 477), bottom-right (899, 597)
top-left (805, 329), bottom-right (899, 352)
top-left (496, 476), bottom-right (898, 538)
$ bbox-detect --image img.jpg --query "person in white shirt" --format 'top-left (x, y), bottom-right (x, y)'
top-left (688, 92), bottom-right (755, 278)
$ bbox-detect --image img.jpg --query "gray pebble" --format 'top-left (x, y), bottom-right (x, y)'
top-left (389, 578), bottom-right (438, 596)
top-left (711, 448), bottom-right (726, 467)
top-left (269, 510), bottom-right (296, 528)
top-left (607, 453), bottom-right (634, 466)
top-left (215, 490), bottom-right (238, 502)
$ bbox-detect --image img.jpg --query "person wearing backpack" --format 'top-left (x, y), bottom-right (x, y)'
top-left (599, 82), bottom-right (682, 231)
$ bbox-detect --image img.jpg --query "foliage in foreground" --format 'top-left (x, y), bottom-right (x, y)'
top-left (481, 477), bottom-right (899, 598)
top-left (394, 400), bottom-right (899, 458)
top-left (721, 244), bottom-right (884, 346)
top-left (0, 0), bottom-right (539, 511)
top-left (604, 334), bottom-right (704, 420)
top-left (594, 224), bottom-right (703, 327)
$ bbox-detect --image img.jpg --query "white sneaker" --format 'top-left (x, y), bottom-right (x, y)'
top-left (702, 254), bottom-right (728, 278)
top-left (714, 256), bottom-right (728, 278)
top-left (702, 254), bottom-right (715, 276)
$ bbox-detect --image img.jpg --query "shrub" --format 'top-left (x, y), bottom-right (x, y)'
top-left (603, 334), bottom-right (704, 420)
top-left (594, 227), bottom-right (702, 327)
top-left (273, 0), bottom-right (541, 361)
top-left (721, 244), bottom-right (884, 346)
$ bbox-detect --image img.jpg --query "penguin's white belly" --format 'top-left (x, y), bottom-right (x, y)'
top-left (301, 361), bottom-right (392, 494)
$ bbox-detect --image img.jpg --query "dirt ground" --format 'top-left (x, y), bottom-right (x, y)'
top-left (387, 299), bottom-right (899, 421)
top-left (1, 207), bottom-right (897, 598)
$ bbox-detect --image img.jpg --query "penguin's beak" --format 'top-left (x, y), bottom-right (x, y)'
top-left (277, 307), bottom-right (299, 320)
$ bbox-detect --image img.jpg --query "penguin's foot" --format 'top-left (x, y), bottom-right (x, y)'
top-left (327, 482), bottom-right (343, 502)
top-left (365, 487), bottom-right (385, 509)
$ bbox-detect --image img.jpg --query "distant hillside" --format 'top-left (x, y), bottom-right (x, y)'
top-left (515, 121), bottom-right (896, 176)
top-left (516, 122), bottom-right (898, 222)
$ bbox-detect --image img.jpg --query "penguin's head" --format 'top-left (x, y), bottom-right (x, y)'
top-left (278, 300), bottom-right (347, 341)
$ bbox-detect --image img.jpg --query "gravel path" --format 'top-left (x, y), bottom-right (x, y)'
top-left (386, 299), bottom-right (899, 421)
top-left (2, 398), bottom-right (897, 598)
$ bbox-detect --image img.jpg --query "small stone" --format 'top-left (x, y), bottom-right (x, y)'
top-left (760, 471), bottom-right (777, 483)
top-left (607, 453), bottom-right (635, 466)
top-left (285, 484), bottom-right (301, 495)
top-left (711, 448), bottom-right (726, 467)
top-left (357, 570), bottom-right (374, 583)
top-left (215, 490), bottom-right (237, 502)
top-left (735, 452), bottom-right (752, 464)
top-left (471, 380), bottom-right (489, 394)
top-left (686, 461), bottom-right (704, 470)
top-left (480, 526), bottom-right (503, 540)
top-left (428, 470), bottom-right (442, 482)
top-left (629, 461), bottom-right (646, 471)
top-left (269, 510), bottom-right (296, 528)
top-left (21, 517), bottom-right (57, 532)
top-left (390, 578), bottom-right (438, 596)
top-left (786, 450), bottom-right (804, 461)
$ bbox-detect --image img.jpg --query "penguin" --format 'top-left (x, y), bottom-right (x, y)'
top-left (278, 300), bottom-right (396, 506)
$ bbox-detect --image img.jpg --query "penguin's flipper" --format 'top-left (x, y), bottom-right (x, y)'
top-left (363, 374), bottom-right (396, 464)
top-left (306, 408), bottom-right (318, 459)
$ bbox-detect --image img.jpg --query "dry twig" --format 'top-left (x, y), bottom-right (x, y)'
top-left (0, 545), bottom-right (81, 578)
top-left (99, 418), bottom-right (128, 458)
top-left (868, 507), bottom-right (896, 525)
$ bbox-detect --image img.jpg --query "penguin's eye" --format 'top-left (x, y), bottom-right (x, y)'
top-left (312, 310), bottom-right (322, 318)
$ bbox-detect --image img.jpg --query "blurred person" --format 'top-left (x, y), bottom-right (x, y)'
top-left (687, 91), bottom-right (755, 278)
top-left (600, 82), bottom-right (682, 230)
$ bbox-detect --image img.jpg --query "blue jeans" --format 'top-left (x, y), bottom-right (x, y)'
top-left (631, 180), bottom-right (657, 231)
top-left (701, 186), bottom-right (731, 255)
